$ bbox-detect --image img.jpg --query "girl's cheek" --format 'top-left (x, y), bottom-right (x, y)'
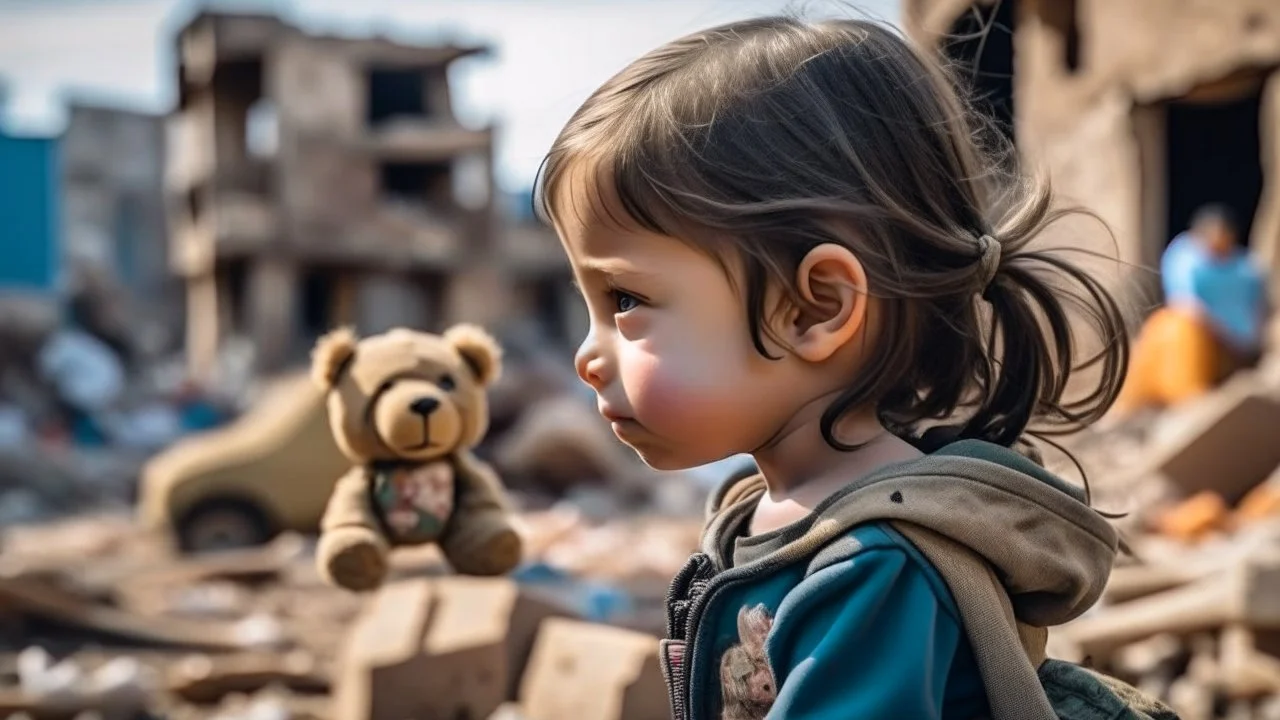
top-left (627, 347), bottom-right (722, 426)
top-left (620, 350), bottom-right (669, 409)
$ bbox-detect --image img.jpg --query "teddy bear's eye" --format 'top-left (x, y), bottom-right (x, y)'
top-left (438, 374), bottom-right (456, 391)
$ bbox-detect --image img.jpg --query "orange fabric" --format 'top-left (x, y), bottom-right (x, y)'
top-left (1234, 481), bottom-right (1280, 526)
top-left (1151, 490), bottom-right (1229, 541)
top-left (1113, 306), bottom-right (1228, 415)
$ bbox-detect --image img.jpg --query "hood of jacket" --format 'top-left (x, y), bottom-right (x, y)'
top-left (704, 439), bottom-right (1118, 628)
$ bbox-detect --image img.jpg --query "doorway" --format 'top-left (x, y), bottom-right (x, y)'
top-left (944, 0), bottom-right (1016, 143)
top-left (1163, 77), bottom-right (1265, 247)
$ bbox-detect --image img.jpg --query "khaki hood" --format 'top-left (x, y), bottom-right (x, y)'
top-left (705, 439), bottom-right (1119, 628)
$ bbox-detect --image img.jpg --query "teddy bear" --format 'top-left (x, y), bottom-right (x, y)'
top-left (310, 323), bottom-right (523, 592)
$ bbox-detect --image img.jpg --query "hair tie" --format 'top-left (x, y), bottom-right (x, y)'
top-left (976, 234), bottom-right (1001, 299)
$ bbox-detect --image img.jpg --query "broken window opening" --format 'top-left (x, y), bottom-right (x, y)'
top-left (222, 258), bottom-right (250, 336)
top-left (452, 152), bottom-right (490, 211)
top-left (299, 267), bottom-right (338, 344)
top-left (1041, 0), bottom-right (1084, 74)
top-left (367, 67), bottom-right (432, 127)
top-left (245, 98), bottom-right (278, 159)
top-left (944, 0), bottom-right (1016, 143)
top-left (534, 276), bottom-right (570, 346)
top-left (1064, 0), bottom-right (1082, 73)
top-left (379, 161), bottom-right (454, 215)
top-left (114, 194), bottom-right (143, 285)
top-left (211, 58), bottom-right (265, 165)
top-left (186, 188), bottom-right (204, 225)
top-left (1164, 81), bottom-right (1264, 249)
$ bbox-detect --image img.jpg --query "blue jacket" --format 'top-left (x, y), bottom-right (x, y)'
top-left (660, 441), bottom-right (1117, 720)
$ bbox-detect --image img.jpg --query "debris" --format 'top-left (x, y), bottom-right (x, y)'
top-left (492, 397), bottom-right (653, 501)
top-left (1152, 491), bottom-right (1231, 542)
top-left (518, 618), bottom-right (667, 720)
top-left (1149, 388), bottom-right (1280, 505)
top-left (168, 652), bottom-right (328, 705)
top-left (1058, 546), bottom-right (1280, 654)
top-left (0, 504), bottom-right (699, 720)
top-left (1235, 475), bottom-right (1280, 527)
top-left (134, 534), bottom-right (307, 588)
top-left (210, 695), bottom-right (293, 720)
top-left (35, 330), bottom-right (125, 416)
top-left (0, 573), bottom-right (289, 652)
top-left (332, 577), bottom-right (573, 720)
top-left (0, 648), bottom-right (157, 720)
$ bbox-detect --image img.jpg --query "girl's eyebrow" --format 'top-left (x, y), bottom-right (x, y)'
top-left (578, 257), bottom-right (660, 279)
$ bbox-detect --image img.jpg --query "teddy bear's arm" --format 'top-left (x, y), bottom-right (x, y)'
top-left (439, 450), bottom-right (524, 576)
top-left (320, 466), bottom-right (382, 533)
top-left (317, 466), bottom-right (391, 592)
top-left (454, 450), bottom-right (517, 513)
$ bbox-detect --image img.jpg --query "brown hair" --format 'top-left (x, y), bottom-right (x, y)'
top-left (536, 15), bottom-right (1128, 460)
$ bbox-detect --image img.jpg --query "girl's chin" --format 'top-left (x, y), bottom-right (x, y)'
top-left (616, 431), bottom-right (711, 473)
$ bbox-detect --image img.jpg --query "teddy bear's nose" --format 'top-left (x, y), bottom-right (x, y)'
top-left (410, 397), bottom-right (440, 416)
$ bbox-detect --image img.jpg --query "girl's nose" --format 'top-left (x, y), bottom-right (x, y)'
top-left (574, 331), bottom-right (610, 390)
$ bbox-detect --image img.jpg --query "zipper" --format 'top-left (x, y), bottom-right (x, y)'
top-left (665, 480), bottom-right (775, 719)
top-left (664, 553), bottom-right (714, 720)
top-left (665, 551), bottom-right (767, 720)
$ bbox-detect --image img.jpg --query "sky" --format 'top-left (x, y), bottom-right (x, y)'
top-left (0, 0), bottom-right (901, 192)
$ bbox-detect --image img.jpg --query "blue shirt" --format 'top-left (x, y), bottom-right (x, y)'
top-left (1161, 232), bottom-right (1267, 350)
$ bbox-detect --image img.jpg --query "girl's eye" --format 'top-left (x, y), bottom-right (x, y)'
top-left (438, 374), bottom-right (456, 391)
top-left (613, 291), bottom-right (641, 314)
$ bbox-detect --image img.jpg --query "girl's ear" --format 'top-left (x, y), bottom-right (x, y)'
top-left (778, 243), bottom-right (869, 363)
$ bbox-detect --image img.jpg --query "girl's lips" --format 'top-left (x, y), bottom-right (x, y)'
top-left (598, 404), bottom-right (633, 423)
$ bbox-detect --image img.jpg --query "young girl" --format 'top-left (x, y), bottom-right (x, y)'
top-left (537, 15), bottom-right (1138, 720)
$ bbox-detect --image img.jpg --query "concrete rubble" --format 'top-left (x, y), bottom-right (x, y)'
top-left (0, 504), bottom-right (703, 720)
top-left (7, 294), bottom-right (1280, 720)
top-left (4, 332), bottom-right (1280, 719)
top-left (5, 353), bottom-right (1280, 719)
top-left (1047, 355), bottom-right (1280, 720)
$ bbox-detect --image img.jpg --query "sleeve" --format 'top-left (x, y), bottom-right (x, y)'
top-left (1161, 237), bottom-right (1199, 303)
top-left (762, 546), bottom-right (968, 720)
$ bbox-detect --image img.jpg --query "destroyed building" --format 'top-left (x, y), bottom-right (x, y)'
top-left (167, 10), bottom-right (572, 379)
top-left (496, 189), bottom-right (586, 349)
top-left (61, 101), bottom-right (181, 359)
top-left (903, 0), bottom-right (1280, 302)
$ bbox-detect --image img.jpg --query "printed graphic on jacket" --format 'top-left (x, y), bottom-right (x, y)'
top-left (719, 604), bottom-right (778, 720)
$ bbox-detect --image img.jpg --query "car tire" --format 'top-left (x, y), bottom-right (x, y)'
top-left (176, 498), bottom-right (274, 554)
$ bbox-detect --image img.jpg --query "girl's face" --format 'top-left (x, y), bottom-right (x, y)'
top-left (554, 191), bottom-right (804, 471)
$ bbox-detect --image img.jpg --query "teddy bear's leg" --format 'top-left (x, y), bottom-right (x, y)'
top-left (317, 468), bottom-right (391, 591)
top-left (441, 509), bottom-right (522, 576)
top-left (440, 452), bottom-right (524, 576)
top-left (318, 526), bottom-right (389, 592)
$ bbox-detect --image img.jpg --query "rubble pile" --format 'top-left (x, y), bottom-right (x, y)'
top-left (0, 282), bottom-right (239, 528)
top-left (0, 507), bottom-right (702, 720)
top-left (1051, 364), bottom-right (1280, 720)
top-left (4, 311), bottom-right (1279, 719)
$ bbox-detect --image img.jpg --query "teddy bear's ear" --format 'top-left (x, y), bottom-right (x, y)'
top-left (311, 327), bottom-right (358, 389)
top-left (444, 323), bottom-right (503, 386)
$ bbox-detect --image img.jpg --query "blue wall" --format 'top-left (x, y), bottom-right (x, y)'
top-left (0, 132), bottom-right (59, 291)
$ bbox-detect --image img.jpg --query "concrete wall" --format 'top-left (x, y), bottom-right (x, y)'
top-left (62, 104), bottom-right (177, 314)
top-left (904, 0), bottom-right (1280, 306)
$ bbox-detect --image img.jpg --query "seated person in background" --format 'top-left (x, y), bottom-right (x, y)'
top-left (1114, 204), bottom-right (1269, 417)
